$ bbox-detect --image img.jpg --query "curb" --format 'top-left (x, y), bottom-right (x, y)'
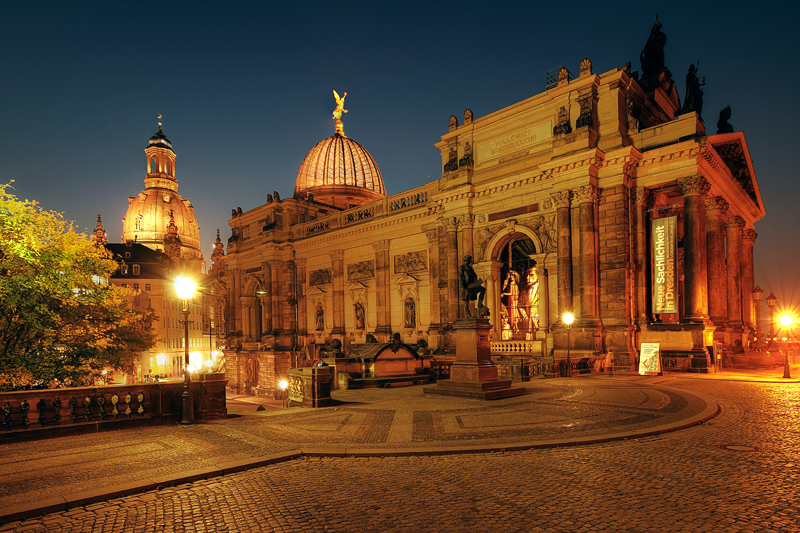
top-left (0, 386), bottom-right (720, 525)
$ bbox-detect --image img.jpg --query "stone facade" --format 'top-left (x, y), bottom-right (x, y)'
top-left (212, 61), bottom-right (764, 395)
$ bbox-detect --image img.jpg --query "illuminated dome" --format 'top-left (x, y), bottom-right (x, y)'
top-left (121, 118), bottom-right (203, 262)
top-left (295, 133), bottom-right (386, 209)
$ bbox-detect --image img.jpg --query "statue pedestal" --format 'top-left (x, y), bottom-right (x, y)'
top-left (424, 318), bottom-right (525, 400)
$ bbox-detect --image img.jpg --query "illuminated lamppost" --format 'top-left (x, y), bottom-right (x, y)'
top-left (174, 274), bottom-right (197, 425)
top-left (752, 286), bottom-right (764, 340)
top-left (780, 315), bottom-right (793, 379)
top-left (563, 313), bottom-right (574, 378)
top-left (279, 379), bottom-right (289, 408)
top-left (766, 293), bottom-right (777, 340)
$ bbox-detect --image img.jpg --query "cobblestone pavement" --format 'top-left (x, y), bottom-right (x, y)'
top-left (1, 373), bottom-right (798, 532)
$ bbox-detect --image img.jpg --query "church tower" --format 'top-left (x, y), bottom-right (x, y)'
top-left (122, 116), bottom-right (205, 273)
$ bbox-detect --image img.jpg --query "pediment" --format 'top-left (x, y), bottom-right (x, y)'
top-left (348, 281), bottom-right (368, 291)
top-left (309, 286), bottom-right (326, 296)
top-left (708, 133), bottom-right (763, 213)
top-left (394, 273), bottom-right (418, 285)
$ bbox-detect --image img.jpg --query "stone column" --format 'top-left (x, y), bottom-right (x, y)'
top-left (425, 229), bottom-right (441, 332)
top-left (742, 229), bottom-right (757, 330)
top-left (551, 190), bottom-right (573, 316)
top-left (705, 197), bottom-right (729, 325)
top-left (261, 261), bottom-right (273, 333)
top-left (269, 261), bottom-right (282, 333)
top-left (573, 185), bottom-right (599, 320)
top-left (677, 176), bottom-right (710, 322)
top-left (443, 217), bottom-right (461, 322)
top-left (372, 240), bottom-right (392, 338)
top-left (632, 188), bottom-right (651, 325)
top-left (725, 216), bottom-right (745, 328)
top-left (460, 214), bottom-right (475, 261)
top-left (240, 296), bottom-right (255, 340)
top-left (232, 268), bottom-right (242, 333)
top-left (296, 258), bottom-right (308, 338)
top-left (258, 294), bottom-right (270, 335)
top-left (329, 250), bottom-right (345, 336)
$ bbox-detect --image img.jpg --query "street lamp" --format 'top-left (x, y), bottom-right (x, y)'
top-left (766, 293), bottom-right (777, 340)
top-left (174, 274), bottom-right (197, 425)
top-left (279, 379), bottom-right (289, 408)
top-left (563, 313), bottom-right (574, 378)
top-left (752, 286), bottom-right (764, 340)
top-left (780, 315), bottom-right (793, 379)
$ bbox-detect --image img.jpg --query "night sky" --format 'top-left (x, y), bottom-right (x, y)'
top-left (3, 2), bottom-right (798, 318)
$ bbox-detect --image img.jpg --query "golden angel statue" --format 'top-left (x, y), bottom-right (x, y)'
top-left (332, 90), bottom-right (348, 120)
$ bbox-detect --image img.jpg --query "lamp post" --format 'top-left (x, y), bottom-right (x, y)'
top-left (174, 274), bottom-right (197, 425)
top-left (780, 315), bottom-right (793, 379)
top-left (766, 293), bottom-right (777, 340)
top-left (752, 286), bottom-right (764, 340)
top-left (563, 313), bottom-right (574, 378)
top-left (279, 379), bottom-right (288, 408)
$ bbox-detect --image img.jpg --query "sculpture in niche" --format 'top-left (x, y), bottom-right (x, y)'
top-left (404, 295), bottom-right (416, 329)
top-left (315, 303), bottom-right (324, 331)
top-left (459, 254), bottom-right (487, 318)
top-left (639, 16), bottom-right (667, 90)
top-left (458, 142), bottom-right (473, 168)
top-left (680, 63), bottom-right (705, 119)
top-left (501, 270), bottom-right (521, 333)
top-left (354, 301), bottom-right (365, 330)
top-left (716, 106), bottom-right (734, 134)
top-left (443, 146), bottom-right (459, 172)
top-left (448, 115), bottom-right (458, 131)
top-left (553, 106), bottom-right (572, 135)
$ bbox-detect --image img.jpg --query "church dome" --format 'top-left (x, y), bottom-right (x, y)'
top-left (122, 188), bottom-right (201, 257)
top-left (295, 133), bottom-right (386, 209)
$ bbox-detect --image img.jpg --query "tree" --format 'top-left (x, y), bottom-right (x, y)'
top-left (0, 183), bottom-right (157, 390)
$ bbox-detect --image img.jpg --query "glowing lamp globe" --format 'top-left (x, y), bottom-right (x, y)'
top-left (174, 275), bottom-right (196, 300)
top-left (563, 313), bottom-right (575, 326)
top-left (279, 379), bottom-right (289, 391)
top-left (780, 315), bottom-right (793, 327)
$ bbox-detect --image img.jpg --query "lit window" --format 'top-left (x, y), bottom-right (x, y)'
top-left (122, 265), bottom-right (128, 275)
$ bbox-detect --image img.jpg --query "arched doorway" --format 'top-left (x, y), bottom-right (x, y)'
top-left (498, 237), bottom-right (540, 341)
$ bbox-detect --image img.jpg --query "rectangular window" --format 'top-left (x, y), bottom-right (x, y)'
top-left (122, 265), bottom-right (128, 275)
top-left (121, 283), bottom-right (127, 288)
top-left (133, 283), bottom-right (140, 291)
top-left (133, 265), bottom-right (140, 275)
top-left (145, 283), bottom-right (151, 292)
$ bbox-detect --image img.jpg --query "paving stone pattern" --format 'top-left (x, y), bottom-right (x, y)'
top-left (1, 377), bottom-right (798, 531)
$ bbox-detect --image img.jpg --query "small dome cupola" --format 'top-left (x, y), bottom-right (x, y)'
top-left (294, 92), bottom-right (386, 209)
top-left (145, 114), bottom-right (177, 191)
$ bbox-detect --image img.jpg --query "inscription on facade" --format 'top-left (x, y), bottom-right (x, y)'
top-left (309, 268), bottom-right (332, 286)
top-left (476, 121), bottom-right (551, 163)
top-left (347, 260), bottom-right (375, 281)
top-left (394, 251), bottom-right (428, 274)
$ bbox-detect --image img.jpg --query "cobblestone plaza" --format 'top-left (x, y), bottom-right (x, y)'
top-left (1, 370), bottom-right (798, 532)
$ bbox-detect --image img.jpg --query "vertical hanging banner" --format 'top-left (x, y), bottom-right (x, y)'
top-left (651, 216), bottom-right (678, 314)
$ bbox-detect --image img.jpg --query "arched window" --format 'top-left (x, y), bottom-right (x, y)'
top-left (150, 158), bottom-right (158, 174)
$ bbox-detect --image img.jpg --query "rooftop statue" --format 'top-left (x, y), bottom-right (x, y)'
top-left (639, 16), bottom-right (667, 91)
top-left (716, 106), bottom-right (734, 134)
top-left (333, 90), bottom-right (348, 136)
top-left (680, 62), bottom-right (705, 119)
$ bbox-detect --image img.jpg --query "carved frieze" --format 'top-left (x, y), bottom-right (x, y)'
top-left (348, 260), bottom-right (375, 281)
top-left (309, 268), bottom-right (332, 286)
top-left (394, 251), bottom-right (428, 274)
top-left (711, 141), bottom-right (757, 203)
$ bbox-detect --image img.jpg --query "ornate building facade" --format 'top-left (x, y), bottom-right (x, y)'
top-left (212, 53), bottom-right (763, 396)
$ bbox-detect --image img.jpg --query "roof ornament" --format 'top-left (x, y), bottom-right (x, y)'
top-left (157, 113), bottom-right (163, 133)
top-left (332, 90), bottom-right (348, 137)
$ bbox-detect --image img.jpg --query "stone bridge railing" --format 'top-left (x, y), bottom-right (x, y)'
top-left (0, 376), bottom-right (227, 442)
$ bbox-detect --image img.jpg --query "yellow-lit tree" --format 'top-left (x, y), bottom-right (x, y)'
top-left (0, 184), bottom-right (157, 390)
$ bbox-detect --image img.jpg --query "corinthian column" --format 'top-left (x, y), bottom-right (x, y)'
top-left (425, 229), bottom-right (441, 331)
top-left (551, 190), bottom-right (573, 316)
top-left (742, 229), bottom-right (757, 330)
top-left (677, 176), bottom-right (710, 322)
top-left (705, 197), bottom-right (729, 325)
top-left (725, 216), bottom-right (745, 328)
top-left (442, 217), bottom-right (460, 322)
top-left (573, 185), bottom-right (598, 320)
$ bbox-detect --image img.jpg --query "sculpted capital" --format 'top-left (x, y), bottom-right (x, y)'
top-left (550, 190), bottom-right (572, 209)
top-left (725, 215), bottom-right (745, 231)
top-left (424, 229), bottom-right (439, 242)
top-left (677, 176), bottom-right (710, 197)
top-left (329, 249), bottom-right (345, 261)
top-left (371, 240), bottom-right (390, 252)
top-left (742, 229), bottom-right (757, 245)
top-left (572, 185), bottom-right (598, 205)
top-left (705, 196), bottom-right (729, 215)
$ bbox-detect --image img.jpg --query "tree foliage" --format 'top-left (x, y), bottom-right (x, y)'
top-left (0, 183), bottom-right (157, 390)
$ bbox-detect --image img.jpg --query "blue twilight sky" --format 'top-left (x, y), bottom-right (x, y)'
top-left (2, 1), bottom-right (799, 318)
